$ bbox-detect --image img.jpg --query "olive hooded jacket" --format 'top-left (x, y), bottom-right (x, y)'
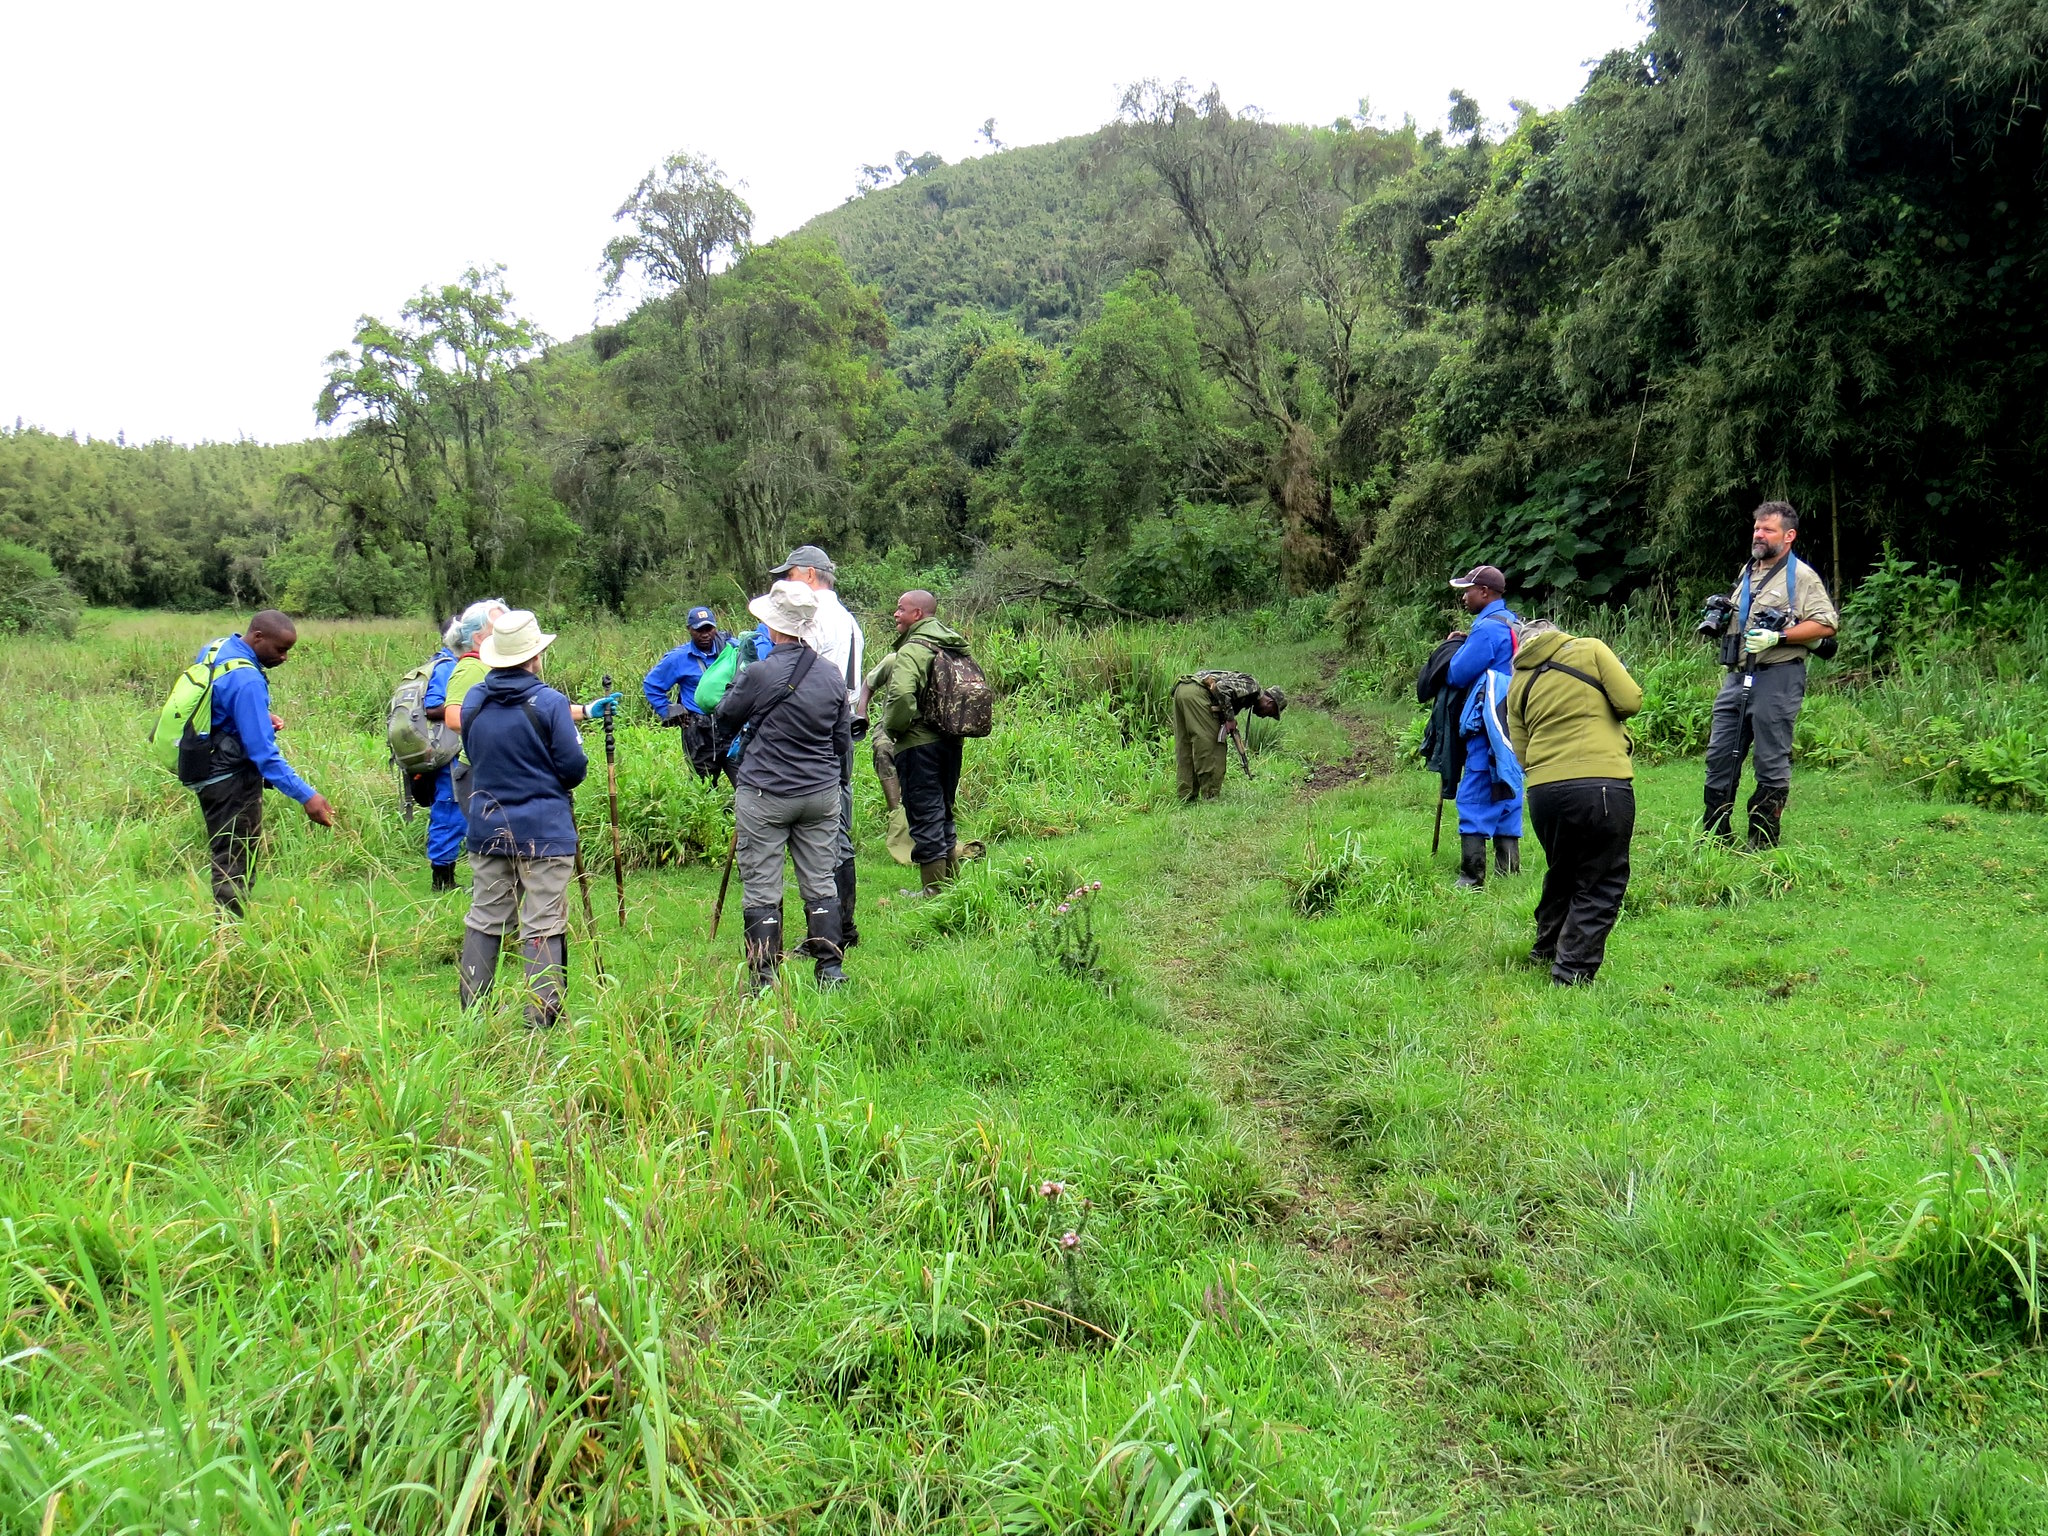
top-left (1505, 626), bottom-right (1645, 788)
top-left (879, 617), bottom-right (971, 752)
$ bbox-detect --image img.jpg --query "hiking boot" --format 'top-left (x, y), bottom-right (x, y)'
top-left (458, 929), bottom-right (501, 1010)
top-left (803, 896), bottom-right (847, 988)
top-left (1746, 792), bottom-right (1786, 851)
top-left (431, 862), bottom-right (457, 892)
top-left (523, 933), bottom-right (567, 1030)
top-left (742, 904), bottom-right (783, 994)
top-left (1455, 834), bottom-right (1488, 889)
top-left (1493, 835), bottom-right (1521, 876)
top-left (1703, 797), bottom-right (1737, 844)
top-left (834, 857), bottom-right (859, 949)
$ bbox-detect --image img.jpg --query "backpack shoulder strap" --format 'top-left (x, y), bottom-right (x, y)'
top-left (1529, 653), bottom-right (1617, 711)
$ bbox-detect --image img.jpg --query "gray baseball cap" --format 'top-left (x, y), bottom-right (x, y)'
top-left (769, 544), bottom-right (835, 576)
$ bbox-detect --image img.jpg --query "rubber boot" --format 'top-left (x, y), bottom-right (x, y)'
top-left (1493, 836), bottom-right (1521, 876)
top-left (834, 857), bottom-right (859, 949)
top-left (918, 859), bottom-right (951, 895)
top-left (523, 933), bottom-right (567, 1030)
top-left (431, 862), bottom-right (457, 892)
top-left (1455, 834), bottom-right (1488, 889)
top-left (458, 928), bottom-right (501, 1010)
top-left (945, 851), bottom-right (961, 882)
top-left (1703, 796), bottom-right (1737, 844)
top-left (742, 904), bottom-right (783, 994)
top-left (804, 896), bottom-right (847, 988)
top-left (1746, 791), bottom-right (1786, 851)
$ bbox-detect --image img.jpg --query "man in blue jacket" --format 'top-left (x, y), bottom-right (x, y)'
top-left (417, 617), bottom-right (463, 890)
top-left (642, 605), bottom-right (731, 779)
top-left (456, 609), bottom-right (617, 1029)
top-left (188, 611), bottom-right (335, 914)
top-left (1443, 564), bottom-right (1524, 888)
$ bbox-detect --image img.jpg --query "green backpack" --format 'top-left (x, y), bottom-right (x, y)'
top-left (386, 655), bottom-right (461, 772)
top-left (149, 639), bottom-right (254, 783)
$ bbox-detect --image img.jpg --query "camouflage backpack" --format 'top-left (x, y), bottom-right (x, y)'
top-left (913, 640), bottom-right (994, 738)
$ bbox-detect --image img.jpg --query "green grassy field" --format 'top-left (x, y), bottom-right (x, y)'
top-left (1, 611), bottom-right (2043, 1533)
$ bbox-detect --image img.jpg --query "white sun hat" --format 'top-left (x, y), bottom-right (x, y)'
top-left (748, 580), bottom-right (821, 639)
top-left (479, 609), bottom-right (556, 668)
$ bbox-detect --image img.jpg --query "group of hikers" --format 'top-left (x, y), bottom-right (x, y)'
top-left (1418, 499), bottom-right (1838, 983)
top-left (156, 545), bottom-right (993, 1025)
top-left (155, 502), bottom-right (1831, 1013)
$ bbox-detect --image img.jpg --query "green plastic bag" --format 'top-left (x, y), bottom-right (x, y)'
top-left (691, 641), bottom-right (744, 712)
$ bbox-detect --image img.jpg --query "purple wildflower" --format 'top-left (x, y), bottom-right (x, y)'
top-left (1060, 1230), bottom-right (1081, 1251)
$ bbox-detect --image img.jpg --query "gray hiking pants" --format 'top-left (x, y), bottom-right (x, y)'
top-left (1704, 658), bottom-right (1804, 816)
top-left (736, 784), bottom-right (840, 909)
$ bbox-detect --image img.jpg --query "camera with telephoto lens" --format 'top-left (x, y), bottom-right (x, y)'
top-left (1734, 606), bottom-right (1792, 667)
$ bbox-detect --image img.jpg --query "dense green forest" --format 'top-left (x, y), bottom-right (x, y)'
top-left (3, 0), bottom-right (2044, 628)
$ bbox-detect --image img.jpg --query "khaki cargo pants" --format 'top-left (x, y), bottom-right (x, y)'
top-left (1172, 680), bottom-right (1229, 802)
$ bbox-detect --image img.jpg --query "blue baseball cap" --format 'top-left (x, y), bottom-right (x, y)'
top-left (686, 606), bottom-right (717, 629)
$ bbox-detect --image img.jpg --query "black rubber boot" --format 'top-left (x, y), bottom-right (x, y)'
top-left (1746, 791), bottom-right (1786, 851)
top-left (458, 928), bottom-right (501, 1010)
top-left (742, 905), bottom-right (783, 994)
top-left (523, 933), bottom-right (567, 1030)
top-left (1493, 836), bottom-right (1521, 876)
top-left (431, 862), bottom-right (457, 892)
top-left (1455, 834), bottom-right (1488, 889)
top-left (834, 857), bottom-right (859, 949)
top-left (1703, 797), bottom-right (1737, 844)
top-left (804, 896), bottom-right (847, 988)
top-left (917, 859), bottom-right (950, 895)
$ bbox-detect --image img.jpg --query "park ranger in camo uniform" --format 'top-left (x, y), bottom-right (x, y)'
top-left (1170, 669), bottom-right (1285, 803)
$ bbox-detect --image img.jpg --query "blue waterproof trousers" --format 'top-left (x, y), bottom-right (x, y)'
top-left (426, 764), bottom-right (466, 866)
top-left (1455, 732), bottom-right (1524, 837)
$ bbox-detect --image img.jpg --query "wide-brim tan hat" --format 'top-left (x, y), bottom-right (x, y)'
top-left (748, 580), bottom-right (821, 638)
top-left (479, 609), bottom-right (555, 668)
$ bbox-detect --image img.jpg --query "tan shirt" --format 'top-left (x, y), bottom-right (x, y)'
top-left (1728, 554), bottom-right (1839, 664)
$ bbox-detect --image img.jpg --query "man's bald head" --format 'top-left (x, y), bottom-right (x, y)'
top-left (894, 590), bottom-right (938, 635)
top-left (246, 609), bottom-right (298, 667)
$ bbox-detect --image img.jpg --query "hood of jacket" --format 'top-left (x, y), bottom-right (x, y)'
top-left (1512, 625), bottom-right (1572, 671)
top-left (897, 617), bottom-right (969, 653)
top-left (479, 666), bottom-right (545, 703)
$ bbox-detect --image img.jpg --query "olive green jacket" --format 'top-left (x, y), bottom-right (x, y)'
top-left (880, 618), bottom-right (971, 751)
top-left (1506, 627), bottom-right (1644, 788)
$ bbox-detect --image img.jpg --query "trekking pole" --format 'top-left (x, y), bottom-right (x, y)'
top-left (572, 846), bottom-right (607, 983)
top-left (708, 825), bottom-right (739, 942)
top-left (601, 673), bottom-right (626, 928)
top-left (1431, 792), bottom-right (1445, 856)
top-left (1224, 719), bottom-right (1256, 780)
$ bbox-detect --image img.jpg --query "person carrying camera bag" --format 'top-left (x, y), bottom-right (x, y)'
top-left (713, 581), bottom-right (853, 992)
top-left (1698, 501), bottom-right (1840, 849)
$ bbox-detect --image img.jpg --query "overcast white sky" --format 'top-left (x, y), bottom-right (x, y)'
top-left (1, 0), bottom-right (1647, 447)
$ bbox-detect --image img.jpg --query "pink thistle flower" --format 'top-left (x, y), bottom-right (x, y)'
top-left (1060, 1230), bottom-right (1081, 1251)
top-left (1057, 903), bottom-right (1070, 914)
top-left (1091, 881), bottom-right (1102, 891)
top-left (1038, 1180), bottom-right (1066, 1199)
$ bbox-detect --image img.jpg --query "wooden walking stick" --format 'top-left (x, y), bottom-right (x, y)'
top-left (600, 673), bottom-right (626, 928)
top-left (572, 846), bottom-right (606, 982)
top-left (708, 825), bottom-right (739, 942)
top-left (1431, 791), bottom-right (1446, 856)
top-left (1223, 718), bottom-right (1256, 781)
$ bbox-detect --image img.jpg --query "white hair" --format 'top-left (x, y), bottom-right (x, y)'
top-left (444, 597), bottom-right (507, 652)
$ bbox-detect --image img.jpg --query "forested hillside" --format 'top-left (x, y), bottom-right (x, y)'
top-left (800, 133), bottom-right (1121, 354)
top-left (3, 0), bottom-right (2044, 628)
